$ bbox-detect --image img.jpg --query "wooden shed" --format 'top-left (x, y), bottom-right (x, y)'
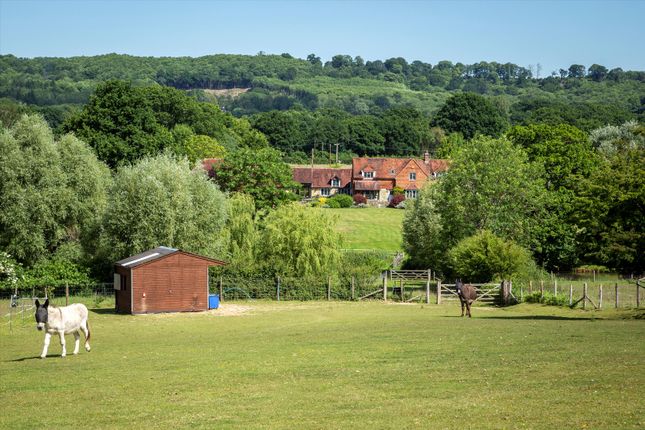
top-left (113, 246), bottom-right (226, 314)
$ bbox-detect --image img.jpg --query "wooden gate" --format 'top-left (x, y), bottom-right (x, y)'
top-left (436, 281), bottom-right (511, 305)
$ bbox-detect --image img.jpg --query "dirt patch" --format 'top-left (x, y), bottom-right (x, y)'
top-left (207, 304), bottom-right (254, 316)
top-left (203, 88), bottom-right (250, 98)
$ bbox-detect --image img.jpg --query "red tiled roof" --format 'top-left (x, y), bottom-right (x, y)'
top-left (292, 167), bottom-right (352, 188)
top-left (427, 159), bottom-right (450, 174)
top-left (353, 181), bottom-right (382, 191)
top-left (352, 158), bottom-right (408, 179)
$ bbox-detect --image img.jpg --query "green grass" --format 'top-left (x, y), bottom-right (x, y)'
top-left (1, 298), bottom-right (643, 429)
top-left (328, 207), bottom-right (405, 252)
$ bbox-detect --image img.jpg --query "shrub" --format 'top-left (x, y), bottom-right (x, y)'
top-left (395, 200), bottom-right (407, 209)
top-left (448, 230), bottom-right (532, 282)
top-left (328, 194), bottom-right (353, 208)
top-left (327, 199), bottom-right (341, 208)
top-left (392, 186), bottom-right (404, 196)
top-left (524, 291), bottom-right (570, 307)
top-left (311, 197), bottom-right (327, 207)
top-left (388, 194), bottom-right (406, 208)
top-left (353, 194), bottom-right (367, 205)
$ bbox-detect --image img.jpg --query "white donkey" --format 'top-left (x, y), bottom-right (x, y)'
top-left (34, 299), bottom-right (91, 358)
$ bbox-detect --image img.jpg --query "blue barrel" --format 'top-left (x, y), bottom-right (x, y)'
top-left (208, 294), bottom-right (220, 309)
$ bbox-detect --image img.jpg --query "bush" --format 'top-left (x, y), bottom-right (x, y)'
top-left (327, 199), bottom-right (341, 208)
top-left (524, 291), bottom-right (570, 307)
top-left (328, 194), bottom-right (353, 208)
top-left (353, 194), bottom-right (367, 205)
top-left (392, 186), bottom-right (404, 196)
top-left (388, 194), bottom-right (406, 208)
top-left (311, 197), bottom-right (327, 207)
top-left (448, 230), bottom-right (532, 282)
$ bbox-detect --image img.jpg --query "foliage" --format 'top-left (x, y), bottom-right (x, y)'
top-left (448, 230), bottom-right (532, 282)
top-left (258, 204), bottom-right (342, 277)
top-left (22, 257), bottom-right (93, 288)
top-left (353, 194), bottom-right (367, 205)
top-left (95, 153), bottom-right (228, 270)
top-left (211, 147), bottom-right (299, 210)
top-left (0, 115), bottom-right (111, 267)
top-left (403, 137), bottom-right (548, 272)
top-left (432, 93), bottom-right (509, 140)
top-left (327, 193), bottom-right (353, 208)
top-left (62, 80), bottom-right (266, 168)
top-left (524, 291), bottom-right (570, 307)
top-left (0, 252), bottom-right (21, 291)
top-left (388, 194), bottom-right (405, 208)
top-left (338, 250), bottom-right (392, 294)
top-left (220, 193), bottom-right (259, 274)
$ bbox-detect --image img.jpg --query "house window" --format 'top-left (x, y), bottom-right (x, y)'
top-left (409, 172), bottom-right (416, 180)
top-left (363, 171), bottom-right (374, 179)
top-left (321, 188), bottom-right (331, 196)
top-left (405, 189), bottom-right (418, 199)
top-left (331, 178), bottom-right (340, 187)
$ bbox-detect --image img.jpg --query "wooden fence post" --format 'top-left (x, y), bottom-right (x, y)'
top-left (583, 283), bottom-right (588, 310)
top-left (615, 283), bottom-right (618, 308)
top-left (540, 280), bottom-right (544, 297)
top-left (276, 276), bottom-right (280, 301)
top-left (437, 280), bottom-right (442, 304)
top-left (351, 276), bottom-right (355, 301)
top-left (219, 277), bottom-right (223, 302)
top-left (400, 279), bottom-right (404, 301)
top-left (637, 283), bottom-right (640, 308)
top-left (383, 271), bottom-right (388, 302)
top-left (598, 285), bottom-right (603, 310)
top-left (569, 284), bottom-right (573, 306)
top-left (554, 280), bottom-right (558, 296)
top-left (426, 269), bottom-right (431, 304)
top-left (327, 277), bottom-right (331, 301)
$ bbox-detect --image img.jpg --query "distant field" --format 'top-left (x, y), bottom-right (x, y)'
top-left (1, 300), bottom-right (643, 429)
top-left (327, 207), bottom-right (405, 252)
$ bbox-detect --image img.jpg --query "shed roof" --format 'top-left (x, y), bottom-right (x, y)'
top-left (115, 246), bottom-right (226, 268)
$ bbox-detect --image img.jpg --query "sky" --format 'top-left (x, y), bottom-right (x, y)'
top-left (1, 0), bottom-right (644, 74)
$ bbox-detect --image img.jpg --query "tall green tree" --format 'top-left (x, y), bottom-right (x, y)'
top-left (95, 154), bottom-right (228, 268)
top-left (259, 204), bottom-right (341, 277)
top-left (0, 115), bottom-right (111, 267)
top-left (432, 93), bottom-right (508, 140)
top-left (211, 147), bottom-right (299, 210)
top-left (403, 136), bottom-right (548, 272)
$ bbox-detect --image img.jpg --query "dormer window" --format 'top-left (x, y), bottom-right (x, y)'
top-left (409, 172), bottom-right (417, 180)
top-left (363, 171), bottom-right (374, 179)
top-left (331, 178), bottom-right (340, 187)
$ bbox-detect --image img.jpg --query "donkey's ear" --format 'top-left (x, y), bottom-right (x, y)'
top-left (35, 299), bottom-right (40, 307)
top-left (44, 299), bottom-right (49, 308)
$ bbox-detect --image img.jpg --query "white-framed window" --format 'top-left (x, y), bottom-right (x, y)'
top-left (331, 178), bottom-right (340, 187)
top-left (321, 188), bottom-right (331, 196)
top-left (405, 189), bottom-right (418, 199)
top-left (409, 172), bottom-right (417, 180)
top-left (363, 171), bottom-right (374, 179)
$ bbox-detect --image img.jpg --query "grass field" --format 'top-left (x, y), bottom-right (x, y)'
top-left (1, 298), bottom-right (643, 429)
top-left (328, 207), bottom-right (405, 252)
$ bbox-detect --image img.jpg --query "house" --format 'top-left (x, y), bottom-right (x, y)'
top-left (292, 167), bottom-right (352, 198)
top-left (353, 153), bottom-right (449, 201)
top-left (114, 246), bottom-right (226, 314)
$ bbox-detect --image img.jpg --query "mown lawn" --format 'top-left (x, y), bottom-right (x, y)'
top-left (328, 207), bottom-right (405, 252)
top-left (1, 299), bottom-right (643, 429)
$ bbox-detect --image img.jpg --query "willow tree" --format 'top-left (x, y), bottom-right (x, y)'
top-left (0, 114), bottom-right (111, 267)
top-left (96, 153), bottom-right (229, 268)
top-left (259, 204), bottom-right (341, 278)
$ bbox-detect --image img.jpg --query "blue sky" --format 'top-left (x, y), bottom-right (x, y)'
top-left (1, 0), bottom-right (643, 74)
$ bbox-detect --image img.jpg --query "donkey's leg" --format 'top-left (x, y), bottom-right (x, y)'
top-left (59, 330), bottom-right (67, 357)
top-left (73, 331), bottom-right (80, 355)
top-left (81, 319), bottom-right (91, 352)
top-left (41, 332), bottom-right (52, 359)
top-left (466, 301), bottom-right (472, 318)
top-left (460, 299), bottom-right (465, 317)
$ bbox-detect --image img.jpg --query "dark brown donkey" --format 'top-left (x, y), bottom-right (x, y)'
top-left (455, 279), bottom-right (477, 318)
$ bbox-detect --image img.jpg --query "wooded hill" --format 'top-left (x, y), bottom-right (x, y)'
top-left (1, 53), bottom-right (643, 122)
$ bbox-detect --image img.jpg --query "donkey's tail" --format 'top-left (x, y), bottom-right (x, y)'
top-left (85, 319), bottom-right (91, 343)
